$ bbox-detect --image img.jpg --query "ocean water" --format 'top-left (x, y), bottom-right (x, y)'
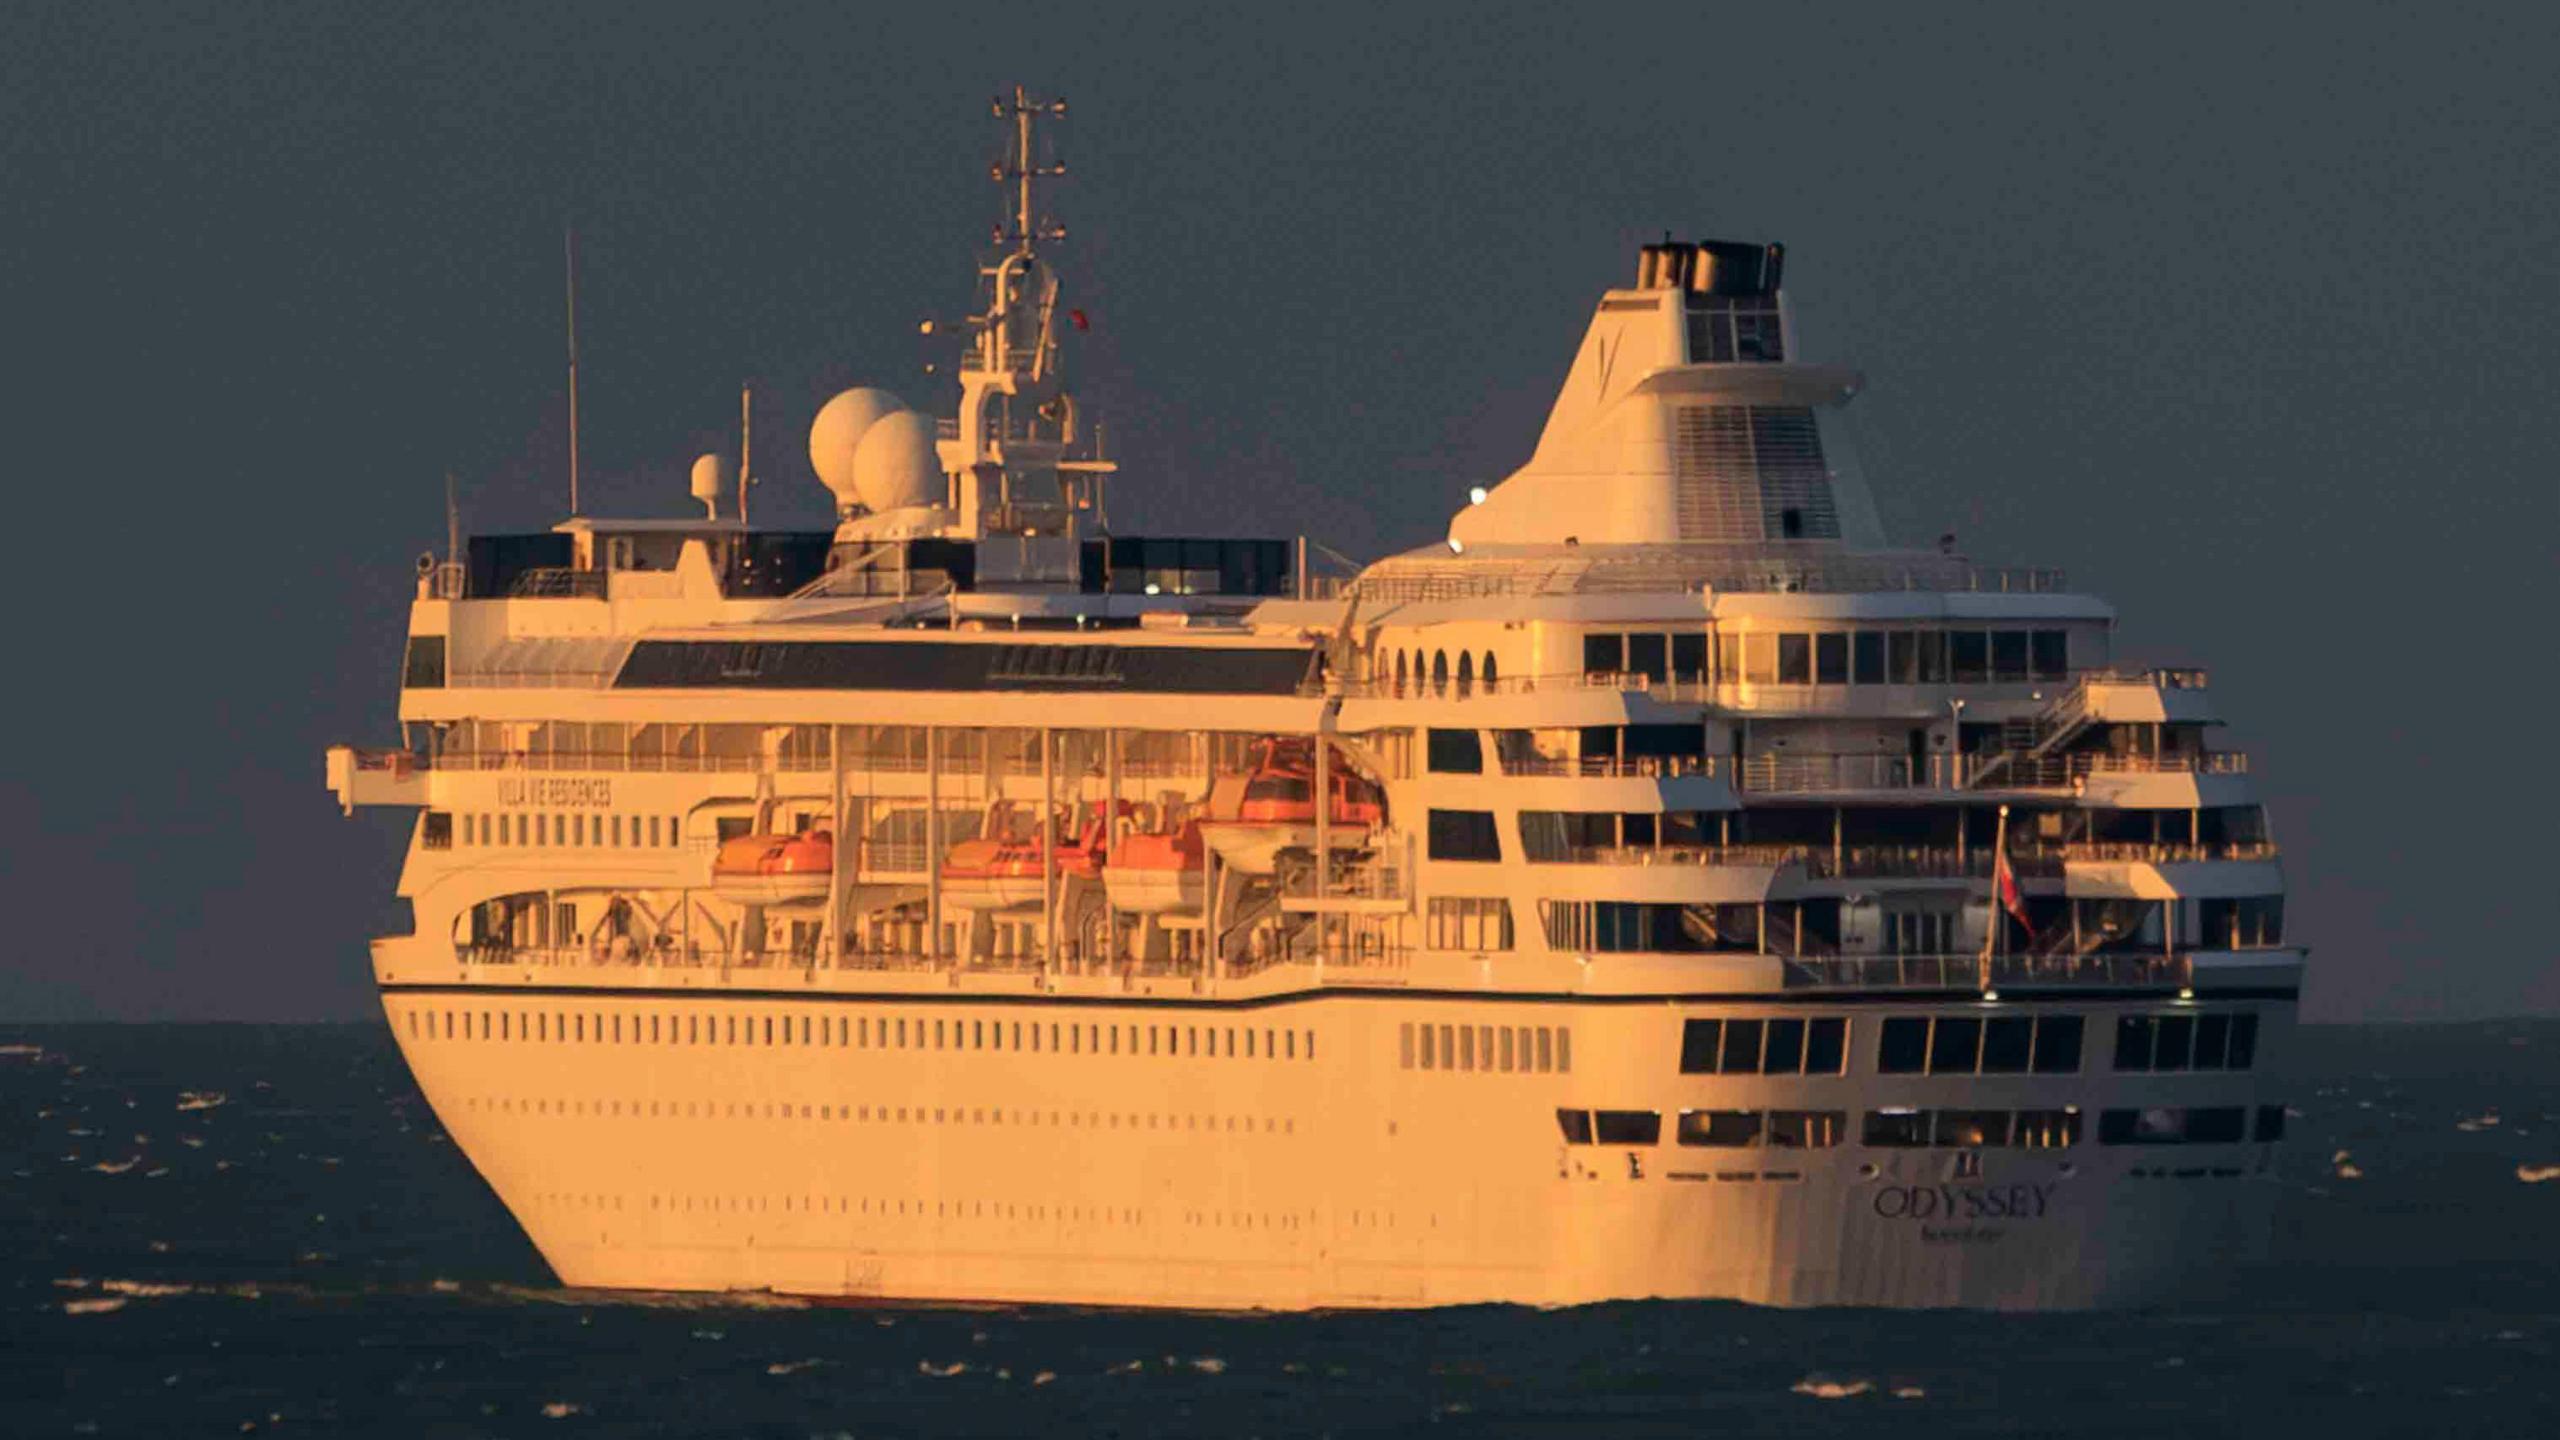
top-left (4, 1022), bottom-right (2556, 1437)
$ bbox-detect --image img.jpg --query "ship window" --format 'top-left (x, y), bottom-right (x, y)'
top-left (1583, 633), bottom-right (1625, 675)
top-left (1679, 1019), bottom-right (1720, 1074)
top-left (1950, 631), bottom-right (1989, 683)
top-left (1720, 1018), bottom-right (1765, 1074)
top-left (1917, 631), bottom-right (1947, 683)
top-left (1777, 634), bottom-right (1812, 685)
top-left (1427, 810), bottom-right (1501, 862)
top-left (1535, 1027), bottom-right (1555, 1072)
top-left (2015, 1109), bottom-right (2081, 1148)
top-left (421, 812), bottom-right (452, 850)
top-left (1427, 729), bottom-right (1484, 774)
top-left (1431, 651), bottom-right (1449, 694)
top-left (1418, 1024), bottom-right (1436, 1069)
top-left (1981, 1016), bottom-right (2033, 1073)
top-left (1557, 1109), bottom-right (1595, 1145)
top-left (2031, 629), bottom-right (2069, 680)
top-left (1863, 1109), bottom-right (1930, 1147)
top-left (1877, 1017), bottom-right (1929, 1074)
top-left (2253, 1105), bottom-right (2286, 1142)
top-left (1991, 630), bottom-right (2030, 682)
top-left (2228, 1014), bottom-right (2259, 1069)
top-left (1593, 1110), bottom-right (1660, 1146)
top-left (2032, 1016), bottom-right (2084, 1073)
top-left (1806, 1017), bottom-right (1847, 1074)
top-left (1814, 633), bottom-right (1848, 685)
top-left (1455, 1027), bottom-right (1470, 1069)
top-left (1427, 897), bottom-right (1514, 951)
top-left (1767, 1110), bottom-right (1846, 1148)
top-left (2113, 1016), bottom-right (2153, 1071)
top-left (1925, 1014), bottom-right (1976, 1071)
top-left (1482, 651), bottom-right (1497, 690)
top-left (1288, 1030), bottom-right (1298, 1060)
top-left (1437, 1024), bottom-right (1453, 1067)
top-left (1399, 1023), bottom-right (1415, 1069)
top-left (1455, 651), bottom-right (1475, 696)
top-left (1677, 1110), bottom-right (1763, 1147)
top-left (1394, 652), bottom-right (1409, 691)
top-left (2192, 1014), bottom-right (2232, 1071)
top-left (1737, 632), bottom-right (1775, 684)
top-left (1670, 633), bottom-right (1706, 682)
top-left (1762, 1017), bottom-right (1805, 1073)
top-left (1557, 1028), bottom-right (1572, 1073)
top-left (1888, 630), bottom-right (1918, 684)
top-left (1626, 633), bottom-right (1667, 682)
top-left (1853, 631), bottom-right (1886, 685)
top-left (1936, 1110), bottom-right (2012, 1147)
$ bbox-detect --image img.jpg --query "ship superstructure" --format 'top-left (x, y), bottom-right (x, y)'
top-left (325, 94), bottom-right (2299, 1309)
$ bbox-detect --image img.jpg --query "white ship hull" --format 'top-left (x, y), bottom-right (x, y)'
top-left (328, 127), bottom-right (2307, 1314)
top-left (383, 979), bottom-right (2285, 1310)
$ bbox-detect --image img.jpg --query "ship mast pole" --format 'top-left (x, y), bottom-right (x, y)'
top-left (1015, 83), bottom-right (1035, 258)
top-left (565, 225), bottom-right (581, 516)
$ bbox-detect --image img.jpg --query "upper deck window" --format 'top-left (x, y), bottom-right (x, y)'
top-left (1426, 729), bottom-right (1484, 774)
top-left (1426, 810), bottom-right (1501, 862)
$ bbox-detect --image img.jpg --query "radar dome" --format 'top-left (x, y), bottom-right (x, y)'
top-left (689, 452), bottom-right (733, 518)
top-left (808, 387), bottom-right (910, 512)
top-left (851, 410), bottom-right (944, 514)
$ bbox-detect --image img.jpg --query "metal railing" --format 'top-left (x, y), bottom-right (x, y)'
top-left (1780, 951), bottom-right (2193, 991)
top-left (505, 568), bottom-right (609, 600)
top-left (426, 748), bottom-right (807, 773)
top-left (1738, 753), bottom-right (1957, 793)
top-left (1736, 748), bottom-right (2248, 795)
top-left (1334, 669), bottom-right (1656, 701)
top-left (1538, 842), bottom-right (1806, 868)
top-left (1346, 558), bottom-right (2067, 605)
top-left (450, 940), bottom-right (1411, 986)
top-left (1802, 845), bottom-right (1994, 880)
top-left (2057, 840), bottom-right (2278, 864)
top-left (1496, 753), bottom-right (1722, 779)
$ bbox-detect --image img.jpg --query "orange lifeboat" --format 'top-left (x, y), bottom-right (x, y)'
top-left (1232, 736), bottom-right (1386, 825)
top-left (1201, 737), bottom-right (1384, 874)
top-left (939, 804), bottom-right (1117, 914)
top-left (1103, 819), bottom-right (1205, 915)
top-left (710, 830), bottom-right (833, 906)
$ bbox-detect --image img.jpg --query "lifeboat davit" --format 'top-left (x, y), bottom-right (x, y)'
top-left (1104, 819), bottom-right (1205, 915)
top-left (939, 808), bottom-right (1114, 914)
top-left (710, 831), bottom-right (833, 906)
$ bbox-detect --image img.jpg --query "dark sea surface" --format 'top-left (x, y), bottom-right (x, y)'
top-left (4, 1021), bottom-right (2556, 1437)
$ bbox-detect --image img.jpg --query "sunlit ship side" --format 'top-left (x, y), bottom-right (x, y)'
top-left (327, 92), bottom-right (2300, 1310)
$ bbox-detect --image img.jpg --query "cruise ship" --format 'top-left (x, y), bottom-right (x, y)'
top-left (325, 92), bottom-right (2299, 1310)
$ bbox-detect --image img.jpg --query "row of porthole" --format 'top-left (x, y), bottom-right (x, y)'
top-left (408, 1006), bottom-right (1317, 1063)
top-left (464, 1094), bottom-right (1297, 1135)
top-left (533, 1191), bottom-right (1321, 1230)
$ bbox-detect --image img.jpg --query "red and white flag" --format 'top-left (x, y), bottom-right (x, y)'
top-left (1994, 842), bottom-right (2034, 938)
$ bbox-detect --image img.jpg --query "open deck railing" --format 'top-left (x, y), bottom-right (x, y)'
top-left (1496, 753), bottom-right (1722, 780)
top-left (1537, 842), bottom-right (1806, 868)
top-left (1780, 951), bottom-right (2193, 991)
top-left (1736, 749), bottom-right (2248, 795)
top-left (2056, 840), bottom-right (2278, 864)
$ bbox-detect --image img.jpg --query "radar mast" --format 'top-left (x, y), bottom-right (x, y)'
top-left (937, 86), bottom-right (1114, 540)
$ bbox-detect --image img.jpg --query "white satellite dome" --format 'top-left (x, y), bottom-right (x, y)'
top-left (688, 452), bottom-right (732, 519)
top-left (808, 387), bottom-right (910, 512)
top-left (851, 410), bottom-right (943, 514)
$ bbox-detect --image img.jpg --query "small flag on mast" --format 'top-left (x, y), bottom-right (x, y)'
top-left (1995, 843), bottom-right (2031, 934)
top-left (1069, 308), bottom-right (1090, 331)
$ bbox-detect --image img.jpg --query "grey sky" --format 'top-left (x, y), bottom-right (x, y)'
top-left (3, 2), bottom-right (2551, 1021)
